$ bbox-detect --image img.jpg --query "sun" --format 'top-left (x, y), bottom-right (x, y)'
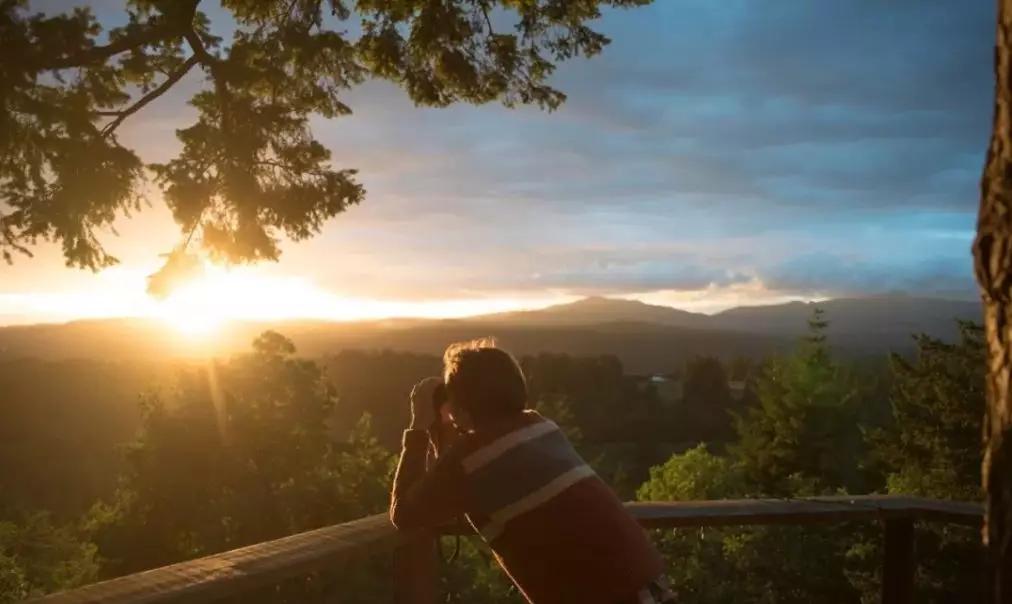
top-left (159, 305), bottom-right (225, 336)
top-left (149, 263), bottom-right (328, 336)
top-left (155, 284), bottom-right (228, 337)
top-left (152, 265), bottom-right (237, 337)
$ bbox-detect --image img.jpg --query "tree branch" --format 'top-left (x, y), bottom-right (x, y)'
top-left (100, 55), bottom-right (200, 138)
top-left (482, 6), bottom-right (495, 36)
top-left (41, 20), bottom-right (178, 70)
top-left (39, 0), bottom-right (203, 70)
top-left (184, 30), bottom-right (217, 65)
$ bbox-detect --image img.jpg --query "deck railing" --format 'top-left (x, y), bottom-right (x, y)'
top-left (28, 495), bottom-right (982, 604)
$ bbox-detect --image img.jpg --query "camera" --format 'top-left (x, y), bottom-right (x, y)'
top-left (432, 383), bottom-right (448, 414)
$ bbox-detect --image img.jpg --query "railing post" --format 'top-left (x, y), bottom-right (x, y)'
top-left (881, 517), bottom-right (915, 604)
top-left (394, 530), bottom-right (437, 604)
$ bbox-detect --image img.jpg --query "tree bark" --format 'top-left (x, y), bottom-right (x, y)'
top-left (976, 2), bottom-right (1012, 601)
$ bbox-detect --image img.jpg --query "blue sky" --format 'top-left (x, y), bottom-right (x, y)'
top-left (0, 1), bottom-right (994, 323)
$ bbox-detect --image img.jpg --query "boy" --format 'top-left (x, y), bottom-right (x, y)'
top-left (390, 338), bottom-right (674, 603)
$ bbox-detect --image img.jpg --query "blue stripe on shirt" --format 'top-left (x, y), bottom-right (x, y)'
top-left (466, 425), bottom-right (586, 517)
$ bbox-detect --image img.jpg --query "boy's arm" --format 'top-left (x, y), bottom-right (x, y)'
top-left (389, 377), bottom-right (468, 530)
top-left (389, 428), bottom-right (467, 530)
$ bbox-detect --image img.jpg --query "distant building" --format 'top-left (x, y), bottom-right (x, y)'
top-left (630, 374), bottom-right (682, 404)
top-left (728, 380), bottom-right (747, 401)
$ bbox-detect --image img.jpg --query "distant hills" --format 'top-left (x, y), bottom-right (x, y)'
top-left (0, 294), bottom-right (982, 373)
top-left (487, 294), bottom-right (981, 338)
top-left (475, 296), bottom-right (706, 328)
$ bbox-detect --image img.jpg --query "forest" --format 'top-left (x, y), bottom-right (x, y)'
top-left (0, 309), bottom-right (983, 603)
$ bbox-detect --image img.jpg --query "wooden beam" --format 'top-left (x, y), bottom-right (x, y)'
top-left (29, 514), bottom-right (406, 604)
top-left (626, 495), bottom-right (982, 529)
top-left (393, 530), bottom-right (437, 604)
top-left (881, 518), bottom-right (915, 604)
top-left (26, 496), bottom-right (983, 604)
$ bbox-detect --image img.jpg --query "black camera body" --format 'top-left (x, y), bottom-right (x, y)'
top-left (432, 383), bottom-right (448, 413)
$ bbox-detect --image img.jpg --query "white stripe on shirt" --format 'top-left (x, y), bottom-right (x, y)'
top-left (461, 420), bottom-right (558, 473)
top-left (478, 463), bottom-right (595, 542)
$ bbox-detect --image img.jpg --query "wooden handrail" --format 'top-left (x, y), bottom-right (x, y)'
top-left (628, 494), bottom-right (982, 528)
top-left (28, 514), bottom-right (409, 604)
top-left (28, 495), bottom-right (983, 604)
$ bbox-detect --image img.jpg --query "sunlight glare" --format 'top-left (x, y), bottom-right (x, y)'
top-left (0, 263), bottom-right (576, 328)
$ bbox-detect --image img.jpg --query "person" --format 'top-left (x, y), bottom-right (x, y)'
top-left (390, 338), bottom-right (674, 604)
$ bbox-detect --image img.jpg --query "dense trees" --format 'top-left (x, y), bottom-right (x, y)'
top-left (0, 513), bottom-right (98, 602)
top-left (0, 310), bottom-right (988, 601)
top-left (0, 360), bottom-right (165, 517)
top-left (680, 356), bottom-right (736, 444)
top-left (89, 331), bottom-right (394, 578)
top-left (869, 322), bottom-right (987, 602)
top-left (637, 312), bottom-right (986, 603)
top-left (638, 311), bottom-right (869, 603)
top-left (873, 322), bottom-right (985, 501)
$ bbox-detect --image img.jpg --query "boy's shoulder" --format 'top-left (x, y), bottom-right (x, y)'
top-left (448, 410), bottom-right (549, 459)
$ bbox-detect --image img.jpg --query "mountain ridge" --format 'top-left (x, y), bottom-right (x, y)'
top-left (0, 294), bottom-right (981, 373)
top-left (469, 293), bottom-right (980, 335)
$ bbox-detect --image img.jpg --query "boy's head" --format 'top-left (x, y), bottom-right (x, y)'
top-left (443, 338), bottom-right (527, 429)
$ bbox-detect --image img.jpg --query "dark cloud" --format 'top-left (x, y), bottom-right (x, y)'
top-left (762, 251), bottom-right (977, 299)
top-left (279, 0), bottom-right (994, 301)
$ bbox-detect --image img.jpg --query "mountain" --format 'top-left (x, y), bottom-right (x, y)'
top-left (0, 294), bottom-right (982, 374)
top-left (473, 293), bottom-right (980, 344)
top-left (710, 294), bottom-right (980, 341)
top-left (474, 296), bottom-right (708, 328)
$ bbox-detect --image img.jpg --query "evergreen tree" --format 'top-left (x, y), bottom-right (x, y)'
top-left (863, 321), bottom-right (986, 603)
top-left (873, 321), bottom-right (984, 501)
top-left (732, 307), bottom-right (864, 495)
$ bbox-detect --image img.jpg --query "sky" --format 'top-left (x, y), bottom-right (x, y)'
top-left (0, 1), bottom-right (995, 326)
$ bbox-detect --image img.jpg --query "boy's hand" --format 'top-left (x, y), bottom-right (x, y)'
top-left (409, 376), bottom-right (443, 430)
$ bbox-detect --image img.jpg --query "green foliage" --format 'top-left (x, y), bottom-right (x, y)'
top-left (0, 0), bottom-right (651, 276)
top-left (862, 321), bottom-right (986, 603)
top-left (637, 444), bottom-right (743, 501)
top-left (732, 307), bottom-right (865, 495)
top-left (873, 322), bottom-right (984, 501)
top-left (439, 537), bottom-right (521, 603)
top-left (0, 512), bottom-right (99, 603)
top-left (0, 552), bottom-right (27, 604)
top-left (634, 313), bottom-right (986, 603)
top-left (635, 446), bottom-right (744, 603)
top-left (636, 310), bottom-right (874, 602)
top-left (637, 445), bottom-right (862, 604)
top-left (89, 331), bottom-right (395, 577)
top-left (534, 395), bottom-right (583, 444)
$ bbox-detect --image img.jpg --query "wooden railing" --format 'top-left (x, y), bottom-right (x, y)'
top-left (28, 495), bottom-right (981, 604)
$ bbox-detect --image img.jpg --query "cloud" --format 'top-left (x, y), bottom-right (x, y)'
top-left (5, 0), bottom-right (994, 313)
top-left (763, 251), bottom-right (976, 299)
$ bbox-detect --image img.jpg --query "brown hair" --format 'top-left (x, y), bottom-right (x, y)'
top-left (443, 337), bottom-right (527, 423)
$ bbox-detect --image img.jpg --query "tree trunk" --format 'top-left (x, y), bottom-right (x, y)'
top-left (976, 2), bottom-right (1012, 601)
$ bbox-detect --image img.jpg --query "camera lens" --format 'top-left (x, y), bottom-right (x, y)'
top-left (432, 383), bottom-right (447, 410)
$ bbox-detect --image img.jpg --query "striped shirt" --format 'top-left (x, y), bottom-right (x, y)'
top-left (391, 410), bottom-right (664, 603)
